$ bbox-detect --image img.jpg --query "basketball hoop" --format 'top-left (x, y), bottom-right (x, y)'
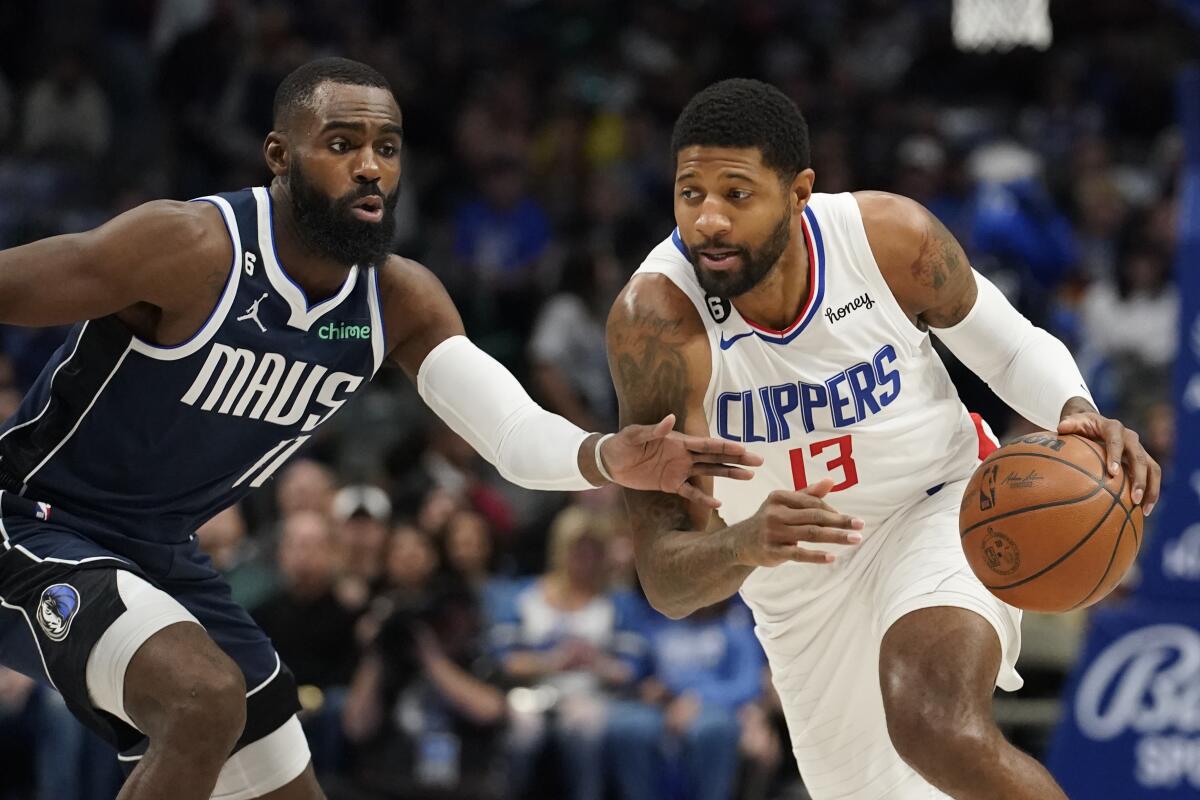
top-left (952, 0), bottom-right (1052, 52)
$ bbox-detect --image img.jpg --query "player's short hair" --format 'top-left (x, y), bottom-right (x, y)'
top-left (671, 78), bottom-right (810, 181)
top-left (272, 57), bottom-right (393, 129)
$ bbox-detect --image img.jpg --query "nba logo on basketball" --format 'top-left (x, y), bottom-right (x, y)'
top-left (979, 465), bottom-right (998, 511)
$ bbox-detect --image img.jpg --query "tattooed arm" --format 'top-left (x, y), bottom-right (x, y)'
top-left (607, 275), bottom-right (862, 619)
top-left (853, 190), bottom-right (977, 328)
top-left (606, 274), bottom-right (746, 618)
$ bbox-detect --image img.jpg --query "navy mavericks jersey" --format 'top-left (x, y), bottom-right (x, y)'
top-left (0, 187), bottom-right (386, 543)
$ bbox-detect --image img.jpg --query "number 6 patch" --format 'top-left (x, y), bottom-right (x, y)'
top-left (705, 294), bottom-right (731, 323)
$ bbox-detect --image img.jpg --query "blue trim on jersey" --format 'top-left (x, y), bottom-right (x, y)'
top-left (264, 190), bottom-right (322, 313)
top-left (671, 228), bottom-right (688, 259)
top-left (747, 206), bottom-right (826, 346)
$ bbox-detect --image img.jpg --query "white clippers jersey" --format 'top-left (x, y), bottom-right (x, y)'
top-left (634, 192), bottom-right (990, 623)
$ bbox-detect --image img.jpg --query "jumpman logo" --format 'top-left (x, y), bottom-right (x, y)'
top-left (237, 293), bottom-right (269, 333)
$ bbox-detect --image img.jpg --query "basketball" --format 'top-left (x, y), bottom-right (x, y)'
top-left (959, 432), bottom-right (1144, 613)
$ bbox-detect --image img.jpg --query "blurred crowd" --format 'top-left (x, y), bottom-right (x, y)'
top-left (0, 1), bottom-right (1195, 798)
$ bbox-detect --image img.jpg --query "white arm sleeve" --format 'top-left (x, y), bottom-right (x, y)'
top-left (416, 335), bottom-right (595, 491)
top-left (930, 271), bottom-right (1094, 431)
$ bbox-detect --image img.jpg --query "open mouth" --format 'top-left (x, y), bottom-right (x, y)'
top-left (698, 249), bottom-right (742, 270)
top-left (350, 195), bottom-right (384, 223)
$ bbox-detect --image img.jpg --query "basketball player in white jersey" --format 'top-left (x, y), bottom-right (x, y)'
top-left (607, 79), bottom-right (1161, 799)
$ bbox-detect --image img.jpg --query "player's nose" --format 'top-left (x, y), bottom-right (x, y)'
top-left (352, 147), bottom-right (381, 183)
top-left (695, 201), bottom-right (732, 239)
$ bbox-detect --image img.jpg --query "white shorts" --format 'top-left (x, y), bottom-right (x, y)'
top-left (745, 478), bottom-right (1023, 800)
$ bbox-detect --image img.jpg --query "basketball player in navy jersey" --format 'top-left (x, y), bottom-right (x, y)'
top-left (608, 80), bottom-right (1161, 799)
top-left (0, 59), bottom-right (762, 800)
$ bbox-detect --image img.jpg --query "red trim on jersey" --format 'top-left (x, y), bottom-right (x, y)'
top-left (970, 412), bottom-right (999, 460)
top-left (742, 216), bottom-right (818, 335)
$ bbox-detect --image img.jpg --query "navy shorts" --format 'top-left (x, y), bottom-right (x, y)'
top-left (0, 491), bottom-right (299, 760)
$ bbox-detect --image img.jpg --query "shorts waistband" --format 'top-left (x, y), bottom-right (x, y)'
top-left (0, 490), bottom-right (54, 522)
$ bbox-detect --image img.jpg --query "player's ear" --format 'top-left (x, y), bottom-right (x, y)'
top-left (790, 168), bottom-right (816, 211)
top-left (263, 132), bottom-right (289, 177)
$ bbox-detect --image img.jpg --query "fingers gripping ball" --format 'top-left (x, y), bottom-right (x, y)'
top-left (959, 433), bottom-right (1143, 613)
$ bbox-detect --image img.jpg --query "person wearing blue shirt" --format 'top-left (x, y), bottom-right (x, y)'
top-left (606, 597), bottom-right (765, 800)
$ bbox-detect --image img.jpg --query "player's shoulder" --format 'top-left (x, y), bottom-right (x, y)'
top-left (375, 254), bottom-right (444, 304)
top-left (83, 198), bottom-right (232, 280)
top-left (850, 190), bottom-right (935, 273)
top-left (851, 191), bottom-right (930, 247)
top-left (102, 198), bottom-right (225, 247)
top-left (373, 255), bottom-right (464, 361)
top-left (607, 264), bottom-right (713, 410)
top-left (608, 270), bottom-right (707, 344)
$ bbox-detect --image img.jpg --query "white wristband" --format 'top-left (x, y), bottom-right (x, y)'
top-left (594, 433), bottom-right (616, 483)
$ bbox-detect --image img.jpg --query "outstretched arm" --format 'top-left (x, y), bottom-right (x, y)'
top-left (0, 200), bottom-right (228, 327)
top-left (857, 190), bottom-right (1160, 514)
top-left (380, 258), bottom-right (762, 500)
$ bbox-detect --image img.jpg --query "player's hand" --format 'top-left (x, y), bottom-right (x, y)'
top-left (601, 414), bottom-right (765, 508)
top-left (734, 479), bottom-right (865, 567)
top-left (1058, 410), bottom-right (1161, 516)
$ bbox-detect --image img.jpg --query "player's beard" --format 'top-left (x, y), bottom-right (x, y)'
top-left (287, 159), bottom-right (400, 268)
top-left (689, 205), bottom-right (792, 299)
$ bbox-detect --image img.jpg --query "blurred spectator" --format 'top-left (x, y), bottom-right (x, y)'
top-left (455, 72), bottom-right (533, 174)
top-left (441, 509), bottom-right (518, 620)
top-left (453, 158), bottom-right (550, 287)
top-left (528, 249), bottom-right (620, 431)
top-left (384, 523), bottom-right (441, 604)
top-left (22, 50), bottom-right (112, 159)
top-left (606, 599), bottom-right (766, 800)
top-left (331, 484), bottom-right (393, 608)
top-left (352, 522), bottom-right (443, 689)
top-left (253, 511), bottom-right (360, 689)
top-left (492, 505), bottom-right (634, 800)
top-left (195, 503), bottom-right (277, 610)
top-left (1079, 241), bottom-right (1179, 423)
top-left (453, 157), bottom-right (552, 360)
top-left (969, 144), bottom-right (1079, 300)
top-left (417, 486), bottom-right (462, 538)
top-left (275, 458), bottom-right (336, 518)
top-left (392, 422), bottom-right (516, 542)
top-left (343, 584), bottom-right (507, 799)
top-left (0, 667), bottom-right (95, 800)
top-left (1080, 243), bottom-right (1179, 371)
top-left (252, 511), bottom-right (361, 776)
top-left (1143, 401), bottom-right (1176, 467)
top-left (1072, 172), bottom-right (1130, 281)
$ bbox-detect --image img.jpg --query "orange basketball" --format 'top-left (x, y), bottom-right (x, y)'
top-left (959, 432), bottom-right (1143, 613)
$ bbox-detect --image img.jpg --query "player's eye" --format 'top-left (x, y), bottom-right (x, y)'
top-left (728, 189), bottom-right (751, 201)
top-left (679, 188), bottom-right (701, 200)
top-left (378, 142), bottom-right (398, 157)
top-left (329, 139), bottom-right (351, 154)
